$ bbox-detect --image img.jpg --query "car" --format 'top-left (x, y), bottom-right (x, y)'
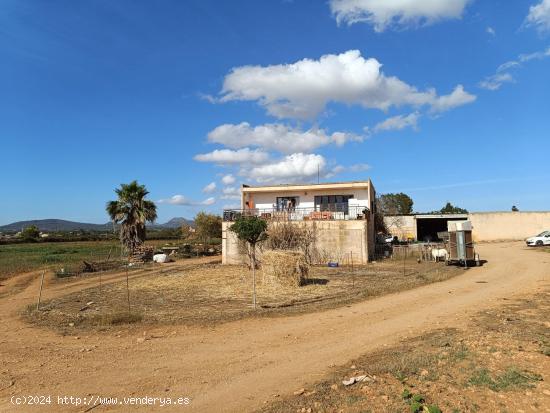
top-left (525, 230), bottom-right (550, 247)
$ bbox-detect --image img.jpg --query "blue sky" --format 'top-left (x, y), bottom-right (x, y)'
top-left (1, 0), bottom-right (549, 225)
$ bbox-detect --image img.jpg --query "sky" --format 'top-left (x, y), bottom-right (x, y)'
top-left (1, 0), bottom-right (549, 225)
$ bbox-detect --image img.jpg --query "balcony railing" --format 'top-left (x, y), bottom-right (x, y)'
top-left (223, 206), bottom-right (370, 222)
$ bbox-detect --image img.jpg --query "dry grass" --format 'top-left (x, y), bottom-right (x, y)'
top-left (24, 257), bottom-right (461, 332)
top-left (262, 250), bottom-right (309, 287)
top-left (257, 288), bottom-right (550, 413)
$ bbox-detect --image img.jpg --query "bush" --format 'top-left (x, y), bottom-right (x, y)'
top-left (265, 222), bottom-right (315, 263)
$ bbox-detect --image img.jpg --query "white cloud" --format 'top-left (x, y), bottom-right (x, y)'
top-left (526, 0), bottom-right (550, 33)
top-left (202, 182), bottom-right (217, 193)
top-left (221, 174), bottom-right (236, 185)
top-left (158, 195), bottom-right (216, 206)
top-left (374, 112), bottom-right (420, 132)
top-left (247, 153), bottom-right (326, 183)
top-left (429, 85), bottom-right (476, 113)
top-left (218, 50), bottom-right (476, 120)
top-left (479, 73), bottom-right (514, 91)
top-left (207, 122), bottom-right (362, 153)
top-left (201, 197), bottom-right (216, 206)
top-left (329, 0), bottom-right (471, 31)
top-left (222, 186), bottom-right (239, 195)
top-left (481, 47), bottom-right (550, 92)
top-left (194, 148), bottom-right (269, 165)
top-left (221, 186), bottom-right (241, 200)
top-left (486, 26), bottom-right (496, 36)
top-left (349, 163), bottom-right (371, 172)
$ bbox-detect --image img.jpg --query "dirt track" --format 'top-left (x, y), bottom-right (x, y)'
top-left (0, 242), bottom-right (548, 412)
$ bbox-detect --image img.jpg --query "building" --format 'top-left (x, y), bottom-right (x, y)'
top-left (384, 211), bottom-right (550, 242)
top-left (222, 180), bottom-right (377, 265)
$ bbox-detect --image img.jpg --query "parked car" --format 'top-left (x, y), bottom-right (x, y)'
top-left (525, 230), bottom-right (550, 246)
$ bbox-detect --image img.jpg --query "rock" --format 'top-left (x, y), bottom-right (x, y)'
top-left (330, 384), bottom-right (338, 390)
top-left (293, 388), bottom-right (305, 396)
top-left (420, 370), bottom-right (429, 377)
top-left (136, 337), bottom-right (146, 343)
top-left (68, 323), bottom-right (74, 327)
top-left (350, 364), bottom-right (356, 369)
top-left (86, 301), bottom-right (94, 306)
top-left (542, 389), bottom-right (550, 396)
top-left (342, 378), bottom-right (356, 386)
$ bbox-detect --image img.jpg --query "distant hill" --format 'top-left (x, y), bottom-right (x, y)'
top-left (0, 217), bottom-right (193, 232)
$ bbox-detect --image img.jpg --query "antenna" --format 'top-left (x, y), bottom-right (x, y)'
top-left (317, 164), bottom-right (320, 184)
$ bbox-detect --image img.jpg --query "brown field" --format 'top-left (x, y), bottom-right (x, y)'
top-left (1, 242), bottom-right (548, 413)
top-left (24, 256), bottom-right (461, 332)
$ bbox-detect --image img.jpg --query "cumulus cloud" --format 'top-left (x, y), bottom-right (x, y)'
top-left (221, 174), bottom-right (236, 185)
top-left (218, 50), bottom-right (476, 120)
top-left (247, 153), bottom-right (326, 183)
top-left (525, 0), bottom-right (550, 33)
top-left (329, 0), bottom-right (471, 31)
top-left (158, 195), bottom-right (216, 206)
top-left (202, 182), bottom-right (216, 193)
top-left (374, 112), bottom-right (420, 132)
top-left (194, 148), bottom-right (269, 165)
top-left (207, 122), bottom-right (362, 154)
top-left (429, 85), bottom-right (476, 113)
top-left (486, 26), bottom-right (496, 36)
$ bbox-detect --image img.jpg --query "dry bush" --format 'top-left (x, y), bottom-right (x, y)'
top-left (262, 250), bottom-right (309, 287)
top-left (265, 222), bottom-right (316, 264)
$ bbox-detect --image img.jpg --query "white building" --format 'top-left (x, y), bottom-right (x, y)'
top-left (222, 180), bottom-right (377, 264)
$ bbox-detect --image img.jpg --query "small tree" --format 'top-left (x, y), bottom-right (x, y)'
top-left (194, 212), bottom-right (222, 245)
top-left (438, 202), bottom-right (468, 214)
top-left (511, 205), bottom-right (519, 212)
top-left (377, 193), bottom-right (414, 215)
top-left (229, 216), bottom-right (268, 309)
top-left (21, 225), bottom-right (40, 241)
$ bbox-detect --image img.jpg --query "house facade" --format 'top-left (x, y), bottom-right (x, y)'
top-left (222, 180), bottom-right (376, 265)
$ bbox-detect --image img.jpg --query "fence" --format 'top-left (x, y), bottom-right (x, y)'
top-left (223, 206), bottom-right (370, 222)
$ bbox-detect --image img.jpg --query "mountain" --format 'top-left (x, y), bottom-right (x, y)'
top-left (0, 219), bottom-right (112, 232)
top-left (0, 217), bottom-right (193, 232)
top-left (151, 217), bottom-right (194, 229)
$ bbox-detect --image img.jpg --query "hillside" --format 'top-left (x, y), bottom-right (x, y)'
top-left (0, 217), bottom-right (193, 232)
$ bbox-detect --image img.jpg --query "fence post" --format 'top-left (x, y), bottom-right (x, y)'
top-left (37, 271), bottom-right (46, 311)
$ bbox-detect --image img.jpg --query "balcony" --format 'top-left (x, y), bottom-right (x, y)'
top-left (223, 206), bottom-right (370, 222)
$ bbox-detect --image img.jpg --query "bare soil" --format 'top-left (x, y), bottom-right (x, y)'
top-left (0, 242), bottom-right (548, 413)
top-left (257, 289), bottom-right (550, 413)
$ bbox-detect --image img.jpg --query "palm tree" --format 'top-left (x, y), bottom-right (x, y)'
top-left (106, 181), bottom-right (157, 253)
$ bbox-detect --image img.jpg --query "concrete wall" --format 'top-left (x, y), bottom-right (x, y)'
top-left (469, 212), bottom-right (550, 241)
top-left (222, 219), bottom-right (373, 265)
top-left (384, 215), bottom-right (416, 240)
top-left (383, 211), bottom-right (550, 242)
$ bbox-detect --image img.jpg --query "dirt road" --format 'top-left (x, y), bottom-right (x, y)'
top-left (0, 242), bottom-right (548, 412)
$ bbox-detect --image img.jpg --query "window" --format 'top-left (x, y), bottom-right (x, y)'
top-left (314, 195), bottom-right (354, 212)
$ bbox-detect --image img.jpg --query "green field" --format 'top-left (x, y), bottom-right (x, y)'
top-left (0, 240), bottom-right (171, 280)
